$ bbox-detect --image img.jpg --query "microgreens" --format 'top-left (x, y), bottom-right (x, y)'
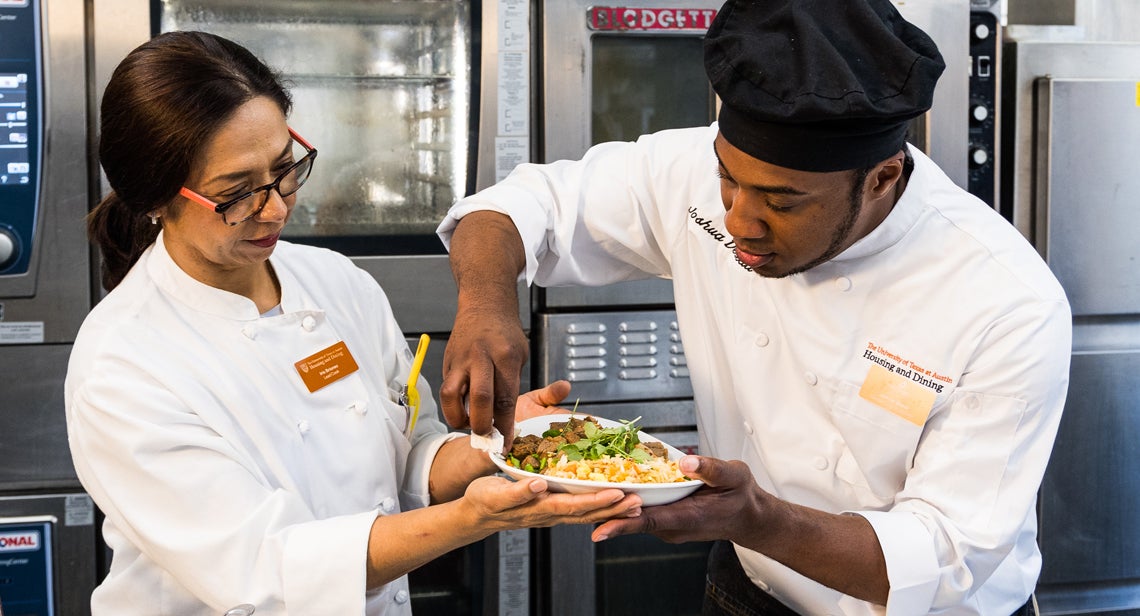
top-left (543, 416), bottom-right (652, 463)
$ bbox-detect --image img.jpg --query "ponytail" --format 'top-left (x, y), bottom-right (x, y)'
top-left (87, 191), bottom-right (160, 291)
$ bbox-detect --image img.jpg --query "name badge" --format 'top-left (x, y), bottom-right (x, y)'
top-left (858, 364), bottom-right (936, 426)
top-left (294, 340), bottom-right (359, 393)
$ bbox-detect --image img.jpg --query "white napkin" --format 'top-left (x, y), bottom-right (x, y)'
top-left (470, 428), bottom-right (506, 456)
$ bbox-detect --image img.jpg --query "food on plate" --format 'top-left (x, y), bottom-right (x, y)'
top-left (504, 415), bottom-right (690, 484)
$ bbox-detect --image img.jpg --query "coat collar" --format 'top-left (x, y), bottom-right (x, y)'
top-left (828, 144), bottom-right (933, 264)
top-left (145, 231), bottom-right (306, 320)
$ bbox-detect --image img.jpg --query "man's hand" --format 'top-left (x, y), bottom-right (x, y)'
top-left (439, 306), bottom-right (528, 438)
top-left (591, 455), bottom-right (763, 544)
top-left (591, 455), bottom-right (890, 604)
top-left (442, 211), bottom-right (531, 439)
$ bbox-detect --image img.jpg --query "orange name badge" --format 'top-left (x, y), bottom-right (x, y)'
top-left (294, 340), bottom-right (360, 393)
top-left (858, 364), bottom-right (937, 426)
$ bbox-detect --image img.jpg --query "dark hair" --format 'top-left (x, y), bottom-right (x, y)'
top-left (88, 31), bottom-right (292, 290)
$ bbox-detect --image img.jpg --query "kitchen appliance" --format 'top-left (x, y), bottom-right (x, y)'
top-left (529, 4), bottom-right (721, 611)
top-left (529, 1), bottom-right (971, 614)
top-left (969, 0), bottom-right (1003, 210)
top-left (1003, 37), bottom-right (1140, 616)
top-left (0, 0), bottom-right (102, 614)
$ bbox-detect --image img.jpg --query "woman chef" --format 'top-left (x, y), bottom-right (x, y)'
top-left (64, 31), bottom-right (641, 615)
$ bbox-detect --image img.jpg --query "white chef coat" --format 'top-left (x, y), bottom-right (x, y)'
top-left (65, 233), bottom-right (459, 615)
top-left (438, 125), bottom-right (1072, 615)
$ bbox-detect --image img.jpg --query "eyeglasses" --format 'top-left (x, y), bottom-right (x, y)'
top-left (179, 128), bottom-right (317, 226)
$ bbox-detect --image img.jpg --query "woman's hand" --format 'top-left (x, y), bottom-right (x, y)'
top-left (463, 474), bottom-right (642, 533)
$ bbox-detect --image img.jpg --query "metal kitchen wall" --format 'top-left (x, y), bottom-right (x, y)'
top-left (1002, 30), bottom-right (1140, 616)
top-left (0, 0), bottom-right (101, 613)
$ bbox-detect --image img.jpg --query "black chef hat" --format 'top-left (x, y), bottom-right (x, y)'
top-left (704, 0), bottom-right (946, 172)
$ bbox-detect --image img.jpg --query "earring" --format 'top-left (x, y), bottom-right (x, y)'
top-left (148, 212), bottom-right (160, 225)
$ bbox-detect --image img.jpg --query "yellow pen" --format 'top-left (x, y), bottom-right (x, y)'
top-left (403, 334), bottom-right (430, 436)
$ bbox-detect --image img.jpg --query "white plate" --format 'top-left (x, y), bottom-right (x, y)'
top-left (489, 413), bottom-right (704, 507)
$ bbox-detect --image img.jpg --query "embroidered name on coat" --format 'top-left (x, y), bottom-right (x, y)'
top-left (688, 205), bottom-right (735, 244)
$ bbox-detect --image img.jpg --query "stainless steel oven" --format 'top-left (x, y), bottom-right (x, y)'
top-left (0, 0), bottom-right (102, 614)
top-left (1003, 34), bottom-right (1140, 616)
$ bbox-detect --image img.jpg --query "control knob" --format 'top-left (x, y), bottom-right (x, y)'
top-left (970, 146), bottom-right (990, 168)
top-left (0, 227), bottom-right (19, 270)
top-left (971, 103), bottom-right (990, 124)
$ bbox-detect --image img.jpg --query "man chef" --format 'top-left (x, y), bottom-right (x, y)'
top-left (435, 0), bottom-right (1072, 613)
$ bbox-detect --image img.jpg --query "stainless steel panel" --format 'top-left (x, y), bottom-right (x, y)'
top-left (1072, 316), bottom-right (1140, 354)
top-left (474, 0), bottom-right (535, 193)
top-left (0, 0), bottom-right (90, 342)
top-left (891, 0), bottom-right (970, 189)
top-left (1002, 40), bottom-right (1140, 242)
top-left (536, 310), bottom-right (694, 403)
top-left (358, 254), bottom-right (529, 335)
top-left (1009, 0), bottom-right (1075, 25)
top-left (565, 399), bottom-right (695, 432)
top-left (1035, 77), bottom-right (1140, 316)
top-left (1074, 0), bottom-right (1140, 42)
top-left (542, 278), bottom-right (674, 308)
top-left (92, 0), bottom-right (149, 114)
top-left (547, 524), bottom-right (597, 616)
top-left (1037, 351), bottom-right (1140, 613)
top-left (0, 344), bottom-right (78, 490)
top-left (0, 493), bottom-right (99, 616)
top-left (539, 0), bottom-right (720, 310)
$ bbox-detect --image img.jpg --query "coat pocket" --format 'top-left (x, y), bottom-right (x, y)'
top-left (831, 381), bottom-right (924, 503)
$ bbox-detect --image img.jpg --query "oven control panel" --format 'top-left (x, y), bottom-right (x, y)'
top-left (535, 310), bottom-right (693, 403)
top-left (0, 0), bottom-right (41, 277)
top-left (968, 8), bottom-right (999, 210)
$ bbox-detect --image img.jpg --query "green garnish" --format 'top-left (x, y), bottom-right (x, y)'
top-left (552, 416), bottom-right (650, 462)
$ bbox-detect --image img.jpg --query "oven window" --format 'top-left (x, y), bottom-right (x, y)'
top-left (591, 36), bottom-right (714, 146)
top-left (157, 0), bottom-right (474, 256)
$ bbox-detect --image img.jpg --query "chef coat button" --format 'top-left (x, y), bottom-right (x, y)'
top-left (813, 456), bottom-right (829, 471)
top-left (755, 333), bottom-right (770, 347)
top-left (743, 422), bottom-right (754, 435)
top-left (835, 276), bottom-right (852, 291)
top-left (380, 497), bottom-right (396, 513)
top-left (348, 401), bottom-right (368, 416)
top-left (241, 327), bottom-right (256, 340)
top-left (757, 580), bottom-right (771, 593)
top-left (297, 420), bottom-right (310, 434)
top-left (804, 371), bottom-right (818, 386)
top-left (394, 589), bottom-right (409, 604)
top-left (301, 315), bottom-right (317, 331)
